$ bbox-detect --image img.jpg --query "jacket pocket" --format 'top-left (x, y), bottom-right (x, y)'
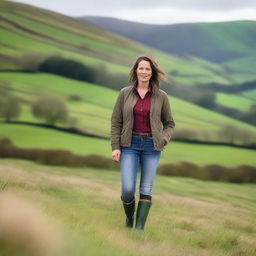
top-left (161, 130), bottom-right (169, 147)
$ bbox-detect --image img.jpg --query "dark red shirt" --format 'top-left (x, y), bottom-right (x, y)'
top-left (132, 86), bottom-right (152, 133)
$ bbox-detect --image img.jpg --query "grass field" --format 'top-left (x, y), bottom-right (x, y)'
top-left (0, 2), bottom-right (256, 178)
top-left (1, 123), bottom-right (256, 167)
top-left (1, 72), bottom-right (256, 168)
top-left (1, 72), bottom-right (256, 138)
top-left (216, 92), bottom-right (255, 112)
top-left (242, 89), bottom-right (256, 101)
top-left (0, 159), bottom-right (255, 256)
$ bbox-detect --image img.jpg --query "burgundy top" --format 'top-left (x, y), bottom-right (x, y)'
top-left (132, 86), bottom-right (152, 133)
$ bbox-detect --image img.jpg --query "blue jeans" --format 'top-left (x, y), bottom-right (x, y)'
top-left (120, 136), bottom-right (161, 203)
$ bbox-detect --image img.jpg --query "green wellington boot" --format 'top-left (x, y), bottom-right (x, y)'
top-left (135, 199), bottom-right (152, 230)
top-left (122, 199), bottom-right (135, 228)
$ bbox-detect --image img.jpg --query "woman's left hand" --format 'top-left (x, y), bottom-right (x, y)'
top-left (112, 149), bottom-right (121, 162)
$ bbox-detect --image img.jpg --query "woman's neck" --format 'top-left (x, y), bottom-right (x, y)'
top-left (137, 81), bottom-right (149, 90)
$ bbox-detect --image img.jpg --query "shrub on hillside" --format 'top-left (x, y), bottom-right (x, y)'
top-left (31, 95), bottom-right (68, 125)
top-left (172, 129), bottom-right (201, 141)
top-left (194, 90), bottom-right (216, 108)
top-left (94, 66), bottom-right (128, 90)
top-left (158, 162), bottom-right (208, 180)
top-left (20, 53), bottom-right (45, 72)
top-left (68, 94), bottom-right (82, 101)
top-left (218, 124), bottom-right (256, 145)
top-left (157, 161), bottom-right (256, 183)
top-left (0, 96), bottom-right (20, 122)
top-left (38, 56), bottom-right (96, 83)
top-left (205, 164), bottom-right (256, 183)
top-left (204, 164), bottom-right (230, 181)
top-left (242, 104), bottom-right (256, 125)
top-left (0, 138), bottom-right (117, 170)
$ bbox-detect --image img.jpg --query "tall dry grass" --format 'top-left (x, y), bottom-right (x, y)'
top-left (0, 192), bottom-right (64, 256)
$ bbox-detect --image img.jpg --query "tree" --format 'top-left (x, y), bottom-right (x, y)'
top-left (244, 104), bottom-right (256, 125)
top-left (31, 95), bottom-right (68, 125)
top-left (38, 56), bottom-right (96, 83)
top-left (0, 96), bottom-right (20, 122)
top-left (194, 90), bottom-right (216, 108)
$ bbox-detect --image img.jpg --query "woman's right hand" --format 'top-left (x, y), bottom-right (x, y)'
top-left (112, 149), bottom-right (121, 163)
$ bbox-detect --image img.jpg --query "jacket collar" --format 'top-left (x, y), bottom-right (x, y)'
top-left (132, 85), bottom-right (152, 96)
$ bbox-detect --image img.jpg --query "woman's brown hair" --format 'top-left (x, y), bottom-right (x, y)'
top-left (129, 55), bottom-right (165, 94)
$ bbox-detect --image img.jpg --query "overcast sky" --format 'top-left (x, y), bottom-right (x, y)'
top-left (10, 0), bottom-right (256, 24)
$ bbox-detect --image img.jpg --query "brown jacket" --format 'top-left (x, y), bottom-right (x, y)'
top-left (111, 86), bottom-right (175, 151)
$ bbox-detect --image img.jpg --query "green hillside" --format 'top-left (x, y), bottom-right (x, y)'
top-left (0, 159), bottom-right (255, 256)
top-left (1, 72), bottom-right (256, 137)
top-left (1, 123), bottom-right (256, 167)
top-left (1, 72), bottom-right (256, 167)
top-left (0, 0), bottom-right (244, 86)
top-left (216, 93), bottom-right (255, 112)
top-left (0, 1), bottom-right (256, 169)
top-left (82, 17), bottom-right (256, 83)
top-left (242, 89), bottom-right (256, 101)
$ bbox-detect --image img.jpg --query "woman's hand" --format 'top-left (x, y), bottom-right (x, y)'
top-left (112, 149), bottom-right (121, 162)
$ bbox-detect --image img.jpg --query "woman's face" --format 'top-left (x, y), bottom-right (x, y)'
top-left (136, 60), bottom-right (152, 83)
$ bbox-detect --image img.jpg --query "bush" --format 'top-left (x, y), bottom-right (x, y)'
top-left (19, 53), bottom-right (45, 72)
top-left (31, 95), bottom-right (68, 125)
top-left (217, 124), bottom-right (256, 145)
top-left (193, 90), bottom-right (216, 108)
top-left (158, 162), bottom-right (208, 180)
top-left (157, 161), bottom-right (256, 183)
top-left (204, 164), bottom-right (230, 181)
top-left (242, 104), bottom-right (256, 125)
top-left (0, 138), bottom-right (117, 170)
top-left (38, 56), bottom-right (96, 83)
top-left (0, 96), bottom-right (20, 122)
top-left (172, 129), bottom-right (200, 141)
top-left (68, 94), bottom-right (82, 101)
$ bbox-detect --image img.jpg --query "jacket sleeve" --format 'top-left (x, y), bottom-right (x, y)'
top-left (111, 90), bottom-right (124, 151)
top-left (161, 93), bottom-right (175, 143)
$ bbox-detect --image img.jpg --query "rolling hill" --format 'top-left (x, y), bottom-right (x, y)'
top-left (0, 0), bottom-right (251, 86)
top-left (1, 72), bottom-right (256, 136)
top-left (1, 72), bottom-right (256, 167)
top-left (80, 16), bottom-right (256, 112)
top-left (81, 17), bottom-right (256, 77)
top-left (0, 1), bottom-right (256, 167)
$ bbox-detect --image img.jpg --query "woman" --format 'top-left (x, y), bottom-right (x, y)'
top-left (111, 55), bottom-right (175, 230)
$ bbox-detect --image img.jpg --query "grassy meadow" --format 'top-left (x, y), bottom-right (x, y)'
top-left (216, 93), bottom-right (256, 112)
top-left (0, 158), bottom-right (255, 256)
top-left (1, 72), bottom-right (256, 136)
top-left (1, 71), bottom-right (256, 167)
top-left (0, 2), bottom-right (256, 256)
top-left (1, 123), bottom-right (256, 167)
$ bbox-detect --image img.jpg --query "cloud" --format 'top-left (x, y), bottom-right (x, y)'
top-left (9, 0), bottom-right (256, 24)
top-left (113, 7), bottom-right (256, 24)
